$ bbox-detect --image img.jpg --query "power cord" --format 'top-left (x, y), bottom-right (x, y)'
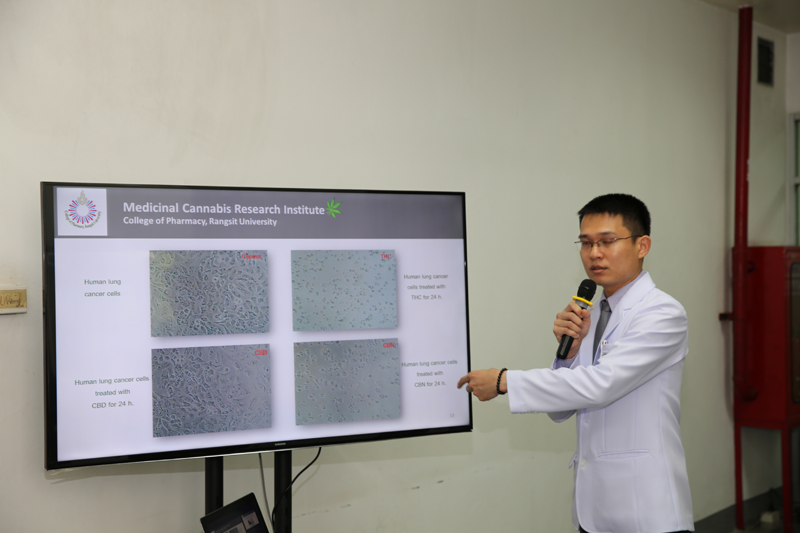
top-left (270, 447), bottom-right (323, 527)
top-left (258, 453), bottom-right (275, 533)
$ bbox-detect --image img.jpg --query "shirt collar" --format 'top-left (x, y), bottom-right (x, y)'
top-left (601, 270), bottom-right (646, 311)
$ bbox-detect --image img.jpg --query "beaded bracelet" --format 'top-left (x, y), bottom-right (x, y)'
top-left (496, 368), bottom-right (508, 395)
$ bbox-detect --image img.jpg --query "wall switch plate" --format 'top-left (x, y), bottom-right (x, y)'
top-left (0, 287), bottom-right (27, 314)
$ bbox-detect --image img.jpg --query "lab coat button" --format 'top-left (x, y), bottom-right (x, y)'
top-left (580, 460), bottom-right (586, 468)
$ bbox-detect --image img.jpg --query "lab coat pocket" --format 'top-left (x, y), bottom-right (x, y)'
top-left (597, 449), bottom-right (650, 460)
top-left (600, 339), bottom-right (612, 357)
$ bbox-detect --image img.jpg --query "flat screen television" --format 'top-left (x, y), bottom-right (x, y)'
top-left (41, 182), bottom-right (471, 470)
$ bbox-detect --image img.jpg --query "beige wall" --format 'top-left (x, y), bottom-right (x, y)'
top-left (737, 22), bottom-right (794, 504)
top-left (748, 23), bottom-right (787, 246)
top-left (788, 33), bottom-right (800, 114)
top-left (0, 1), bottom-right (788, 531)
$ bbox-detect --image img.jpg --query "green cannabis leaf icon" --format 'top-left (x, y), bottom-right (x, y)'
top-left (326, 198), bottom-right (342, 218)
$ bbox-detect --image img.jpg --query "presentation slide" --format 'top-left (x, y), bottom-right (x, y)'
top-left (45, 185), bottom-right (470, 465)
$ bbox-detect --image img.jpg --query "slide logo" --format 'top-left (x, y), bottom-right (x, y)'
top-left (56, 187), bottom-right (108, 236)
top-left (66, 190), bottom-right (101, 228)
top-left (326, 198), bottom-right (342, 218)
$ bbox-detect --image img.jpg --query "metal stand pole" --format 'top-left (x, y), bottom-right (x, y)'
top-left (273, 451), bottom-right (292, 533)
top-left (205, 456), bottom-right (224, 515)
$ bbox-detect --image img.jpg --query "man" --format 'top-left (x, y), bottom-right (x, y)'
top-left (458, 194), bottom-right (693, 533)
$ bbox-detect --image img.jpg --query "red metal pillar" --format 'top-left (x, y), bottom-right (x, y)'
top-left (733, 6), bottom-right (753, 532)
top-left (733, 6), bottom-right (754, 404)
top-left (782, 428), bottom-right (793, 533)
top-left (735, 420), bottom-right (744, 529)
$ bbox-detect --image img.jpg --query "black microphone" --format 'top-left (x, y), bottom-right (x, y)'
top-left (555, 279), bottom-right (597, 359)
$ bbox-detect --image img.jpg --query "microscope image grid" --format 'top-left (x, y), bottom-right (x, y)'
top-left (151, 343), bottom-right (271, 437)
top-left (150, 250), bottom-right (269, 337)
top-left (294, 338), bottom-right (400, 426)
top-left (291, 250), bottom-right (397, 331)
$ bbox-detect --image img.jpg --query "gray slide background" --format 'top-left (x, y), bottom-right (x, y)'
top-left (152, 343), bottom-right (271, 437)
top-left (90, 186), bottom-right (465, 239)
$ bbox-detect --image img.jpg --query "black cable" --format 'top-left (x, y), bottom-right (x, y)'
top-left (258, 453), bottom-right (275, 533)
top-left (271, 447), bottom-right (322, 526)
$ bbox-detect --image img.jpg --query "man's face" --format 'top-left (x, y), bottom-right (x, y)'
top-left (578, 213), bottom-right (650, 298)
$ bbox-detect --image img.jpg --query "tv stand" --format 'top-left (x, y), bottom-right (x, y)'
top-left (205, 457), bottom-right (224, 514)
top-left (204, 452), bottom-right (293, 533)
top-left (272, 451), bottom-right (292, 533)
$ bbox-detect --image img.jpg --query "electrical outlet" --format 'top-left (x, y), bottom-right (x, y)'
top-left (0, 287), bottom-right (27, 315)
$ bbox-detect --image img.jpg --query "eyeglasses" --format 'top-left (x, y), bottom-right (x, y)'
top-left (575, 235), bottom-right (642, 252)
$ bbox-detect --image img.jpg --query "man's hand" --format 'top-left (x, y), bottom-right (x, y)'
top-left (553, 301), bottom-right (592, 359)
top-left (457, 368), bottom-right (506, 401)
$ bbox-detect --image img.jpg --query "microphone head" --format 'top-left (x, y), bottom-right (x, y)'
top-left (577, 279), bottom-right (597, 301)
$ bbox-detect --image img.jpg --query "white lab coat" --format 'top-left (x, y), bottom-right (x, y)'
top-left (506, 272), bottom-right (693, 533)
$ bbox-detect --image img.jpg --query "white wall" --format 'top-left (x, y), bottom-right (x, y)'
top-left (736, 22), bottom-right (793, 504)
top-left (748, 23), bottom-right (787, 246)
top-left (788, 33), bottom-right (800, 114)
top-left (0, 1), bottom-right (784, 531)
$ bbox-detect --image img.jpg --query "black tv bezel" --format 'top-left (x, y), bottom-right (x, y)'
top-left (41, 181), bottom-right (472, 470)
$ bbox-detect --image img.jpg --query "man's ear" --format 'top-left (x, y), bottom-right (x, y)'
top-left (637, 235), bottom-right (651, 259)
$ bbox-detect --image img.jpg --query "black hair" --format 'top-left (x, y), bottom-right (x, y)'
top-left (578, 193), bottom-right (651, 236)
